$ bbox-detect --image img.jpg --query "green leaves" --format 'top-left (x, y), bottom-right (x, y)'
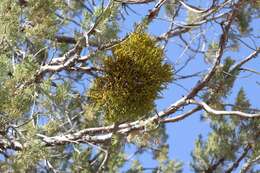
top-left (87, 32), bottom-right (173, 123)
top-left (233, 88), bottom-right (251, 112)
top-left (203, 57), bottom-right (238, 110)
top-left (13, 140), bottom-right (48, 172)
top-left (164, 0), bottom-right (178, 18)
top-left (0, 0), bottom-right (64, 47)
top-left (24, 0), bottom-right (63, 39)
top-left (13, 56), bottom-right (39, 82)
top-left (0, 0), bottom-right (20, 43)
top-left (154, 144), bottom-right (169, 163)
top-left (0, 57), bottom-right (37, 125)
top-left (127, 160), bottom-right (144, 173)
top-left (0, 55), bottom-right (12, 82)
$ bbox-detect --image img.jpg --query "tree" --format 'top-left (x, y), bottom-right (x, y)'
top-left (0, 0), bottom-right (259, 172)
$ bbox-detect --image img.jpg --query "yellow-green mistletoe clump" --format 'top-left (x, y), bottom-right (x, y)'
top-left (87, 32), bottom-right (173, 123)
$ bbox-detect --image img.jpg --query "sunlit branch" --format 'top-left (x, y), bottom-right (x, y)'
top-left (178, 0), bottom-right (207, 13)
top-left (230, 48), bottom-right (260, 71)
top-left (188, 99), bottom-right (260, 118)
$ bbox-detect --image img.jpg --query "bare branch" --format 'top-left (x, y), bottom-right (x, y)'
top-left (189, 99), bottom-right (260, 118)
top-left (178, 0), bottom-right (207, 13)
top-left (230, 48), bottom-right (260, 71)
top-left (157, 0), bottom-right (232, 41)
top-left (240, 154), bottom-right (260, 173)
top-left (239, 67), bottom-right (260, 75)
top-left (115, 0), bottom-right (155, 4)
top-left (225, 146), bottom-right (251, 173)
top-left (160, 106), bottom-right (201, 123)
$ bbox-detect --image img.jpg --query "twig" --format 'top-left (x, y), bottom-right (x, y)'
top-left (160, 106), bottom-right (201, 123)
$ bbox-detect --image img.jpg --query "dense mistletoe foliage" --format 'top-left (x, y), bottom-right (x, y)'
top-left (88, 32), bottom-right (173, 123)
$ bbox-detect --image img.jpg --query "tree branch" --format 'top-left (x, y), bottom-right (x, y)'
top-left (189, 99), bottom-right (260, 118)
top-left (0, 135), bottom-right (23, 151)
top-left (225, 146), bottom-right (251, 173)
top-left (205, 157), bottom-right (225, 173)
top-left (240, 154), bottom-right (260, 173)
top-left (230, 48), bottom-right (260, 72)
top-left (115, 0), bottom-right (155, 4)
top-left (160, 106), bottom-right (201, 123)
top-left (157, 0), bottom-right (232, 41)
